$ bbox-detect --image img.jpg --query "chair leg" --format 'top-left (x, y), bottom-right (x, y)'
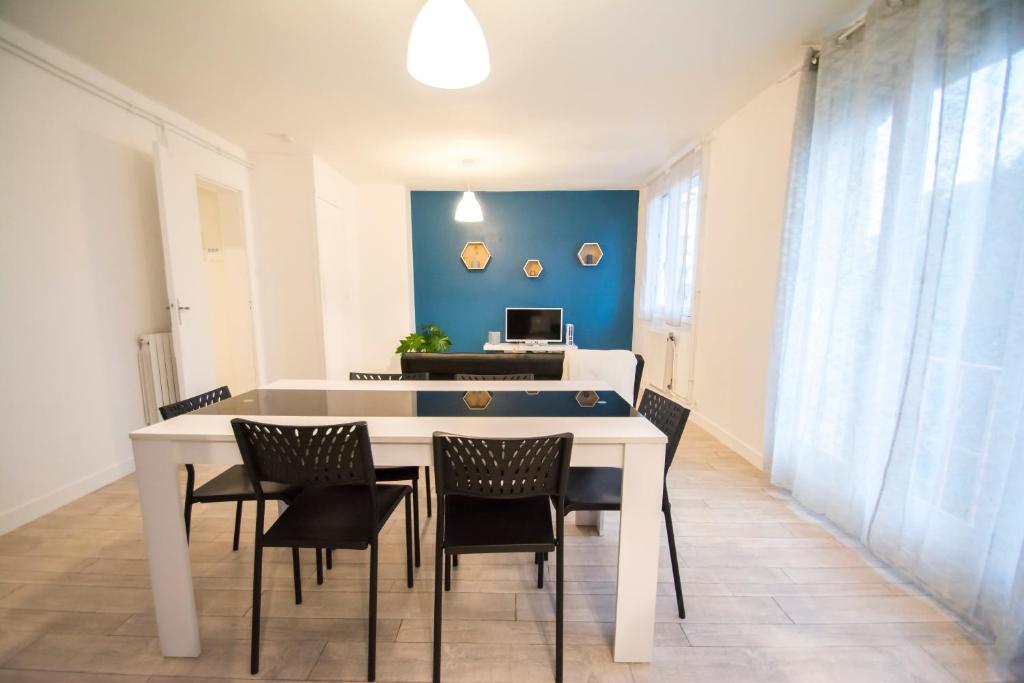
top-left (432, 540), bottom-right (444, 683)
top-left (412, 477), bottom-right (422, 568)
top-left (326, 548), bottom-right (333, 570)
top-left (453, 554), bottom-right (458, 567)
top-left (368, 538), bottom-right (378, 682)
top-left (291, 547), bottom-right (302, 605)
top-left (663, 505), bottom-right (685, 619)
top-left (444, 552), bottom-right (452, 592)
top-left (316, 548), bottom-right (324, 585)
top-left (537, 552), bottom-right (544, 589)
top-left (556, 521), bottom-right (565, 682)
top-left (404, 493), bottom-right (414, 588)
top-left (251, 538), bottom-right (264, 674)
top-left (232, 500), bottom-right (243, 551)
top-left (425, 466), bottom-right (433, 517)
top-left (183, 466), bottom-right (195, 544)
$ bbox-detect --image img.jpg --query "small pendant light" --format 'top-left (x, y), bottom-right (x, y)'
top-left (455, 160), bottom-right (483, 223)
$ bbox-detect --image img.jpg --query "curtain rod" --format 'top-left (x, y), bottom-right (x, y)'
top-left (0, 34), bottom-right (252, 168)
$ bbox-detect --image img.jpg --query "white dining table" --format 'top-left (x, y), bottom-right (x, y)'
top-left (129, 379), bottom-right (667, 663)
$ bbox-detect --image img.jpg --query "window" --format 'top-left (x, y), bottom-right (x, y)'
top-left (638, 148), bottom-right (702, 326)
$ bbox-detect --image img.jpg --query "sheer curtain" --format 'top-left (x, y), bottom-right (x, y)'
top-left (768, 0), bottom-right (1024, 671)
top-left (637, 148), bottom-right (701, 326)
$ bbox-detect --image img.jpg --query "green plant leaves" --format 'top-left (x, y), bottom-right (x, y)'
top-left (395, 324), bottom-right (451, 353)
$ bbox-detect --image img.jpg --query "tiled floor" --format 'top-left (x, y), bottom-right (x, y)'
top-left (0, 425), bottom-right (1014, 682)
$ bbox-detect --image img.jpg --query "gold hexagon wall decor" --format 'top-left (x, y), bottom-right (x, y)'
top-left (461, 242), bottom-right (491, 270)
top-left (523, 259), bottom-right (543, 278)
top-left (463, 390), bottom-right (492, 411)
top-left (575, 390), bottom-right (600, 408)
top-left (577, 242), bottom-right (604, 266)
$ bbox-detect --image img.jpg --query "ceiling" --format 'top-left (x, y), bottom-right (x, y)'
top-left (0, 0), bottom-right (864, 189)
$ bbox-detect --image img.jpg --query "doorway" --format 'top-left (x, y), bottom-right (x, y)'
top-left (195, 180), bottom-right (257, 393)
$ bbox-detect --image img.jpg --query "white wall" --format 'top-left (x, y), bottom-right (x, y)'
top-left (313, 157), bottom-right (361, 380)
top-left (350, 185), bottom-right (416, 374)
top-left (255, 156), bottom-right (415, 380)
top-left (0, 21), bottom-right (247, 532)
top-left (248, 153), bottom-right (327, 381)
top-left (633, 71), bottom-right (801, 468)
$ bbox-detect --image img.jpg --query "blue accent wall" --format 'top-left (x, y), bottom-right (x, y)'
top-left (411, 191), bottom-right (638, 351)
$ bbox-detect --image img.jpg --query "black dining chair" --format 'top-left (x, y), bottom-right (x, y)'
top-left (159, 387), bottom-right (301, 551)
top-left (349, 372), bottom-right (429, 380)
top-left (232, 419), bottom-right (414, 680)
top-left (431, 432), bottom-right (573, 683)
top-left (453, 372), bottom-right (536, 381)
top-left (559, 388), bottom-right (690, 618)
top-left (349, 371), bottom-right (431, 567)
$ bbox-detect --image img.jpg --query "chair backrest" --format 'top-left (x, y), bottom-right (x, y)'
top-left (349, 372), bottom-right (429, 380)
top-left (159, 386), bottom-right (231, 420)
top-left (454, 373), bottom-right (535, 381)
top-left (231, 419), bottom-right (377, 492)
top-left (432, 433), bottom-right (573, 501)
top-left (637, 389), bottom-right (690, 472)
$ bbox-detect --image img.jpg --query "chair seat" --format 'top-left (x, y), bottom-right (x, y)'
top-left (444, 495), bottom-right (554, 554)
top-left (563, 467), bottom-right (623, 512)
top-left (192, 465), bottom-right (301, 503)
top-left (374, 466), bottom-right (420, 482)
top-left (262, 484), bottom-right (410, 549)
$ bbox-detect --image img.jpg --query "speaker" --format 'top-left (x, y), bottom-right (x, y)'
top-left (565, 323), bottom-right (574, 346)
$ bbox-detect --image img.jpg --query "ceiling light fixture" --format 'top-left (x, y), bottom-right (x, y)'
top-left (407, 0), bottom-right (490, 89)
top-left (455, 159), bottom-right (483, 222)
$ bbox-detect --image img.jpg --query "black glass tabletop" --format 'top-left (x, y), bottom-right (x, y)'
top-left (191, 389), bottom-right (636, 418)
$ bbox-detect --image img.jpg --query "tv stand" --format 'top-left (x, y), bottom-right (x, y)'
top-left (483, 342), bottom-right (577, 353)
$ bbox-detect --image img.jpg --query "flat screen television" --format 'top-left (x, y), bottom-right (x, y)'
top-left (505, 307), bottom-right (563, 343)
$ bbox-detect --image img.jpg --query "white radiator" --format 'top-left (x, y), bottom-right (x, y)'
top-left (138, 332), bottom-right (179, 425)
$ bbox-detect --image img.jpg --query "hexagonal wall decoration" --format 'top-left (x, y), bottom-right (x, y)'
top-left (463, 390), bottom-right (492, 410)
top-left (575, 390), bottom-right (600, 408)
top-left (461, 242), bottom-right (491, 270)
top-left (577, 243), bottom-right (603, 266)
top-left (523, 259), bottom-right (543, 278)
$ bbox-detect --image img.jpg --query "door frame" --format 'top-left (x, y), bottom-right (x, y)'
top-left (153, 132), bottom-right (266, 395)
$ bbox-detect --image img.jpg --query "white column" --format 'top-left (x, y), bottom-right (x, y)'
top-left (134, 441), bottom-right (200, 656)
top-left (612, 442), bottom-right (665, 662)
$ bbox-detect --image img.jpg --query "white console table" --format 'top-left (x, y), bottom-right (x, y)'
top-left (483, 342), bottom-right (577, 353)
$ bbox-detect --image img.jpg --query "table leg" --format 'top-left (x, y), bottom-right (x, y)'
top-left (134, 443), bottom-right (200, 657)
top-left (573, 510), bottom-right (605, 535)
top-left (613, 442), bottom-right (665, 662)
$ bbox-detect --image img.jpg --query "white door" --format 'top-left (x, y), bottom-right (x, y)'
top-left (152, 136), bottom-right (261, 398)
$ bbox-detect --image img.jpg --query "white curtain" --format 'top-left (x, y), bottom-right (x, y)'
top-left (637, 148), bottom-right (701, 326)
top-left (768, 0), bottom-right (1024, 672)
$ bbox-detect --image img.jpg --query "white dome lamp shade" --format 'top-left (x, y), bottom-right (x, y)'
top-left (407, 0), bottom-right (490, 89)
top-left (455, 191), bottom-right (483, 222)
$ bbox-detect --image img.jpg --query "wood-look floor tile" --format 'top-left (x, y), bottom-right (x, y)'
top-left (0, 632), bottom-right (40, 666)
top-left (396, 618), bottom-right (686, 646)
top-left (682, 622), bottom-right (972, 647)
top-left (114, 613), bottom-right (401, 643)
top-left (262, 588), bottom-right (515, 621)
top-left (921, 641), bottom-right (1020, 682)
top-left (4, 633), bottom-right (324, 679)
top-left (775, 595), bottom-right (954, 624)
top-left (516, 593), bottom-right (790, 624)
top-left (0, 671), bottom-right (147, 682)
top-left (0, 608), bottom-right (130, 635)
top-left (631, 645), bottom-right (960, 683)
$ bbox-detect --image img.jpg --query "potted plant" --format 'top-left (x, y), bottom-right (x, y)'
top-left (395, 324), bottom-right (451, 353)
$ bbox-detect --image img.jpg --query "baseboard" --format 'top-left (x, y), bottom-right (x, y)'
top-left (690, 411), bottom-right (765, 470)
top-left (0, 458), bottom-right (136, 535)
